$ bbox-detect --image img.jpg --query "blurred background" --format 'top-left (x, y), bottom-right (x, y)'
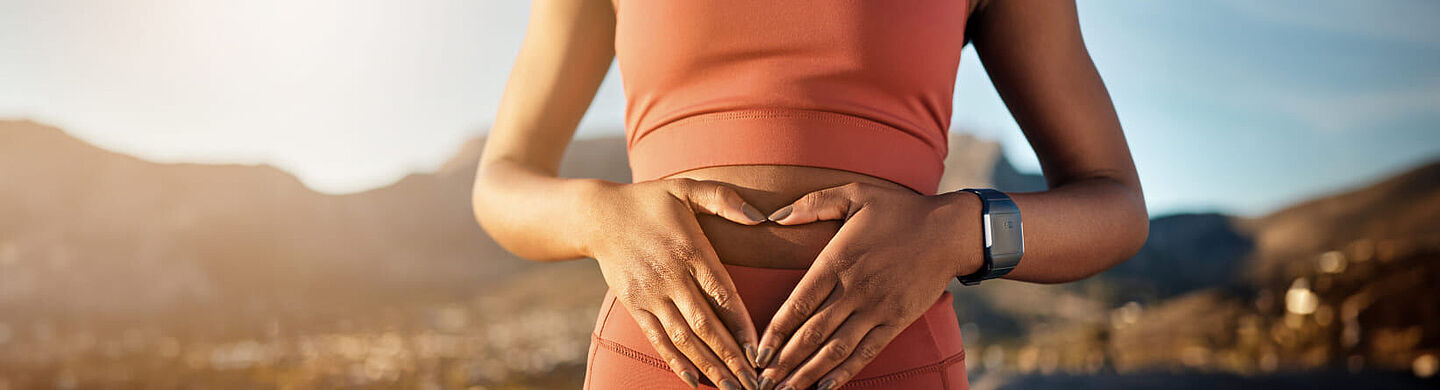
top-left (2, 0), bottom-right (1438, 389)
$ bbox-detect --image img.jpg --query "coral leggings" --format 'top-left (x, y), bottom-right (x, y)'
top-left (584, 263), bottom-right (969, 389)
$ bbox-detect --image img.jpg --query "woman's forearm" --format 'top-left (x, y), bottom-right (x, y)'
top-left (989, 176), bottom-right (1149, 284)
top-left (471, 158), bottom-right (612, 262)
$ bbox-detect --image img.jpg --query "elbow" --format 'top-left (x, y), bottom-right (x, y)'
top-left (1111, 213), bottom-right (1149, 273)
top-left (469, 162), bottom-right (533, 262)
top-left (1122, 184), bottom-right (1150, 259)
top-left (1045, 183), bottom-right (1150, 284)
top-left (469, 163), bottom-right (496, 236)
top-left (1109, 187), bottom-right (1151, 271)
top-left (471, 184), bottom-right (545, 263)
top-left (1098, 175), bottom-right (1149, 265)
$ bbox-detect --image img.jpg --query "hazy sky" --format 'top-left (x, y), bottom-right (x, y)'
top-left (2, 0), bottom-right (1437, 218)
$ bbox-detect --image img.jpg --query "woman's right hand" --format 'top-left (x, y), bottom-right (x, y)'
top-left (581, 178), bottom-right (769, 390)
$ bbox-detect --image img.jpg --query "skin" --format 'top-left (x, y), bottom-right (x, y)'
top-left (471, 0), bottom-right (1149, 389)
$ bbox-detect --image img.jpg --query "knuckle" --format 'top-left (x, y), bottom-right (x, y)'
top-left (831, 252), bottom-right (862, 271)
top-left (722, 354), bottom-right (748, 370)
top-left (885, 303), bottom-right (909, 318)
top-left (825, 341), bottom-right (850, 359)
top-left (788, 297), bottom-right (816, 318)
top-left (802, 189), bottom-right (834, 206)
top-left (857, 342), bottom-right (883, 361)
top-left (822, 182), bottom-right (859, 200)
top-left (644, 327), bottom-right (668, 346)
top-left (851, 272), bottom-right (882, 293)
top-left (801, 327), bottom-right (827, 346)
top-left (686, 313), bottom-right (715, 334)
top-left (668, 177), bottom-right (699, 191)
top-left (708, 181), bottom-right (731, 202)
top-left (669, 327), bottom-right (693, 348)
top-left (619, 290), bottom-right (658, 310)
top-left (613, 285), bottom-right (636, 302)
top-left (638, 277), bottom-right (670, 298)
top-left (705, 365), bottom-right (729, 380)
top-left (707, 285), bottom-right (735, 307)
top-left (617, 283), bottom-right (652, 304)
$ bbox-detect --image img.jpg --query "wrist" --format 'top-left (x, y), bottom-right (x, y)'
top-left (932, 190), bottom-right (985, 279)
top-left (571, 178), bottom-right (622, 260)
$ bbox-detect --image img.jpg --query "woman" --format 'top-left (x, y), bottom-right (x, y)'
top-left (471, 0), bottom-right (1149, 389)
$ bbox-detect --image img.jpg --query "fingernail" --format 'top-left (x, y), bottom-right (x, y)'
top-left (741, 203), bottom-right (767, 223)
top-left (818, 379), bottom-right (836, 390)
top-left (755, 346), bottom-right (775, 368)
top-left (679, 371), bottom-right (699, 388)
top-left (777, 384), bottom-right (795, 390)
top-left (759, 376), bottom-right (774, 390)
top-left (720, 378), bottom-right (743, 390)
top-left (767, 205), bottom-right (793, 222)
top-left (745, 343), bottom-right (759, 367)
top-left (741, 371), bottom-right (760, 390)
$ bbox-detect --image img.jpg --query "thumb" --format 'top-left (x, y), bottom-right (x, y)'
top-left (768, 183), bottom-right (864, 225)
top-left (669, 179), bottom-right (768, 225)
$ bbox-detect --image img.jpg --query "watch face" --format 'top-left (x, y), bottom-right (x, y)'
top-left (987, 212), bottom-right (1023, 257)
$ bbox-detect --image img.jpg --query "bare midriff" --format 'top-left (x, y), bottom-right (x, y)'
top-left (661, 164), bottom-right (917, 270)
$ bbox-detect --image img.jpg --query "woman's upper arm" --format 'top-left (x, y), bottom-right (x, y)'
top-left (967, 0), bottom-right (1142, 194)
top-left (480, 0), bottom-right (616, 176)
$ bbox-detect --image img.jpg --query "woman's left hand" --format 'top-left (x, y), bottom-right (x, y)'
top-left (752, 182), bottom-right (982, 390)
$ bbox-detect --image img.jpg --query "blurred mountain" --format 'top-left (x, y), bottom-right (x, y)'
top-left (1238, 161), bottom-right (1440, 285)
top-left (0, 121), bottom-right (511, 323)
top-left (993, 158), bottom-right (1440, 378)
top-left (1094, 213), bottom-right (1254, 301)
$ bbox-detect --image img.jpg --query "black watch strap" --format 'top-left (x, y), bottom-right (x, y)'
top-left (956, 188), bottom-right (1024, 286)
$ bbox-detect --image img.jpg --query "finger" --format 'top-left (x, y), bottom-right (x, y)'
top-left (671, 178), bottom-right (768, 224)
top-left (755, 271), bottom-right (839, 370)
top-left (633, 309), bottom-right (703, 388)
top-left (767, 182), bottom-right (864, 225)
top-left (775, 318), bottom-right (888, 390)
top-left (690, 258), bottom-right (761, 367)
top-left (758, 298), bottom-right (852, 390)
top-left (811, 324), bottom-right (903, 390)
top-left (672, 288), bottom-right (761, 390)
top-left (653, 303), bottom-right (750, 390)
top-left (668, 212), bottom-right (763, 368)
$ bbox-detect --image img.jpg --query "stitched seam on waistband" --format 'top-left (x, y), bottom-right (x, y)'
top-left (592, 333), bottom-right (671, 370)
top-left (591, 333), bottom-right (966, 386)
top-left (846, 349), bottom-right (966, 387)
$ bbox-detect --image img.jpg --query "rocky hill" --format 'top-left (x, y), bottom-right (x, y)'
top-left (986, 159), bottom-right (1440, 381)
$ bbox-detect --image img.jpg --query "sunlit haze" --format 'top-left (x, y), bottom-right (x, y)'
top-left (2, 0), bottom-right (1437, 217)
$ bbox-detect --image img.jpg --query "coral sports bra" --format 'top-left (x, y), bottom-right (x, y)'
top-left (616, 0), bottom-right (970, 195)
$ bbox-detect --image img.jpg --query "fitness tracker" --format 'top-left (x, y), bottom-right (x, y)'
top-left (954, 188), bottom-right (1023, 286)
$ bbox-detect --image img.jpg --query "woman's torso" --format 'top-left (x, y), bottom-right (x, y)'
top-left (664, 165), bottom-right (913, 269)
top-left (621, 0), bottom-right (983, 270)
